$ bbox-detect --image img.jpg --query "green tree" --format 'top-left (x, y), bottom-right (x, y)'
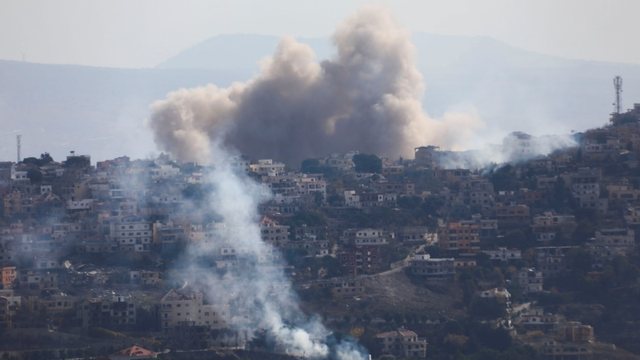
top-left (353, 154), bottom-right (382, 173)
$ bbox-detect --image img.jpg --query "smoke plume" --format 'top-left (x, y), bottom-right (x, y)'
top-left (149, 6), bottom-right (481, 165)
top-left (176, 141), bottom-right (366, 359)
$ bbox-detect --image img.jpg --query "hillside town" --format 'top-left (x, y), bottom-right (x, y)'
top-left (1, 104), bottom-right (640, 360)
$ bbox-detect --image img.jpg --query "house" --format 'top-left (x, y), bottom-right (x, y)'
top-left (409, 254), bottom-right (455, 280)
top-left (0, 296), bottom-right (11, 329)
top-left (437, 220), bottom-right (480, 253)
top-left (260, 216), bottom-right (290, 247)
top-left (569, 168), bottom-right (604, 211)
top-left (478, 287), bottom-right (511, 304)
top-left (513, 307), bottom-right (560, 331)
top-left (483, 247), bottom-right (522, 262)
top-left (338, 245), bottom-right (385, 275)
top-left (518, 268), bottom-right (544, 294)
top-left (396, 226), bottom-right (429, 244)
top-left (78, 293), bottom-right (136, 329)
top-left (1, 266), bottom-right (16, 289)
top-left (330, 278), bottom-right (365, 298)
top-left (532, 212), bottom-right (577, 236)
top-left (110, 217), bottom-right (152, 252)
top-left (343, 190), bottom-right (361, 208)
top-left (249, 159), bottom-right (286, 177)
top-left (536, 246), bottom-right (578, 276)
top-left (160, 287), bottom-right (228, 333)
top-left (353, 228), bottom-right (388, 246)
top-left (589, 228), bottom-right (635, 258)
top-left (375, 328), bottom-right (427, 358)
top-left (495, 203), bottom-right (530, 228)
top-left (130, 270), bottom-right (163, 286)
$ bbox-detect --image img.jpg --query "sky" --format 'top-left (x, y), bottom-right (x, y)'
top-left (2, 0), bottom-right (640, 68)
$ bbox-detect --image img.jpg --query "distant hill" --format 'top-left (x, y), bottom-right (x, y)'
top-left (1, 33), bottom-right (640, 162)
top-left (0, 61), bottom-right (242, 162)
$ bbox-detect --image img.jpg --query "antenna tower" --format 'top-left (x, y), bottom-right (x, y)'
top-left (16, 135), bottom-right (21, 162)
top-left (613, 76), bottom-right (623, 114)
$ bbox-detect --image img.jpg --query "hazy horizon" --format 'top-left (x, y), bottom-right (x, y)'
top-left (2, 0), bottom-right (640, 68)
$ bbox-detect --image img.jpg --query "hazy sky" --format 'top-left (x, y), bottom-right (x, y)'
top-left (2, 0), bottom-right (640, 68)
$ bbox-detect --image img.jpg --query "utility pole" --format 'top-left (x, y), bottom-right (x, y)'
top-left (16, 134), bottom-right (21, 162)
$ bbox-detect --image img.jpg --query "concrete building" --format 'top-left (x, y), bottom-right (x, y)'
top-left (375, 328), bottom-right (427, 358)
top-left (409, 254), bottom-right (455, 280)
top-left (110, 217), bottom-right (152, 252)
top-left (78, 294), bottom-right (136, 329)
top-left (437, 220), bottom-right (480, 253)
top-left (160, 287), bottom-right (228, 333)
top-left (518, 268), bottom-right (544, 294)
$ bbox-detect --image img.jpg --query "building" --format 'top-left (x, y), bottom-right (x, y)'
top-left (1, 266), bottom-right (16, 289)
top-left (437, 220), bottom-right (480, 253)
top-left (536, 246), bottom-right (578, 276)
top-left (483, 247), bottom-right (522, 262)
top-left (409, 254), bottom-right (455, 280)
top-left (249, 159), bottom-right (286, 177)
top-left (590, 228), bottom-right (635, 258)
top-left (78, 293), bottom-right (137, 329)
top-left (343, 190), bottom-right (361, 208)
top-left (496, 203), bottom-right (530, 228)
top-left (110, 217), bottom-right (152, 252)
top-left (353, 228), bottom-right (388, 246)
top-left (260, 216), bottom-right (290, 247)
top-left (338, 242), bottom-right (388, 275)
top-left (330, 278), bottom-right (366, 298)
top-left (160, 287), bottom-right (228, 333)
top-left (518, 268), bottom-right (544, 294)
top-left (375, 328), bottom-right (427, 358)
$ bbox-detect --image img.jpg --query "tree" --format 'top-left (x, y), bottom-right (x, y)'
top-left (352, 154), bottom-right (382, 173)
top-left (301, 158), bottom-right (322, 173)
top-left (26, 169), bottom-right (43, 183)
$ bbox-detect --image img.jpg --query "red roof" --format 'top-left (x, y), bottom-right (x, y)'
top-left (113, 345), bottom-right (157, 357)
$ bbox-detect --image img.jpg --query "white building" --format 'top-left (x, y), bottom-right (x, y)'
top-left (483, 247), bottom-right (522, 262)
top-left (160, 288), bottom-right (228, 333)
top-left (354, 228), bottom-right (388, 246)
top-left (110, 217), bottom-right (152, 252)
top-left (249, 159), bottom-right (286, 177)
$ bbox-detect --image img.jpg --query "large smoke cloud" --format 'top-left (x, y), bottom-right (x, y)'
top-left (149, 6), bottom-right (481, 165)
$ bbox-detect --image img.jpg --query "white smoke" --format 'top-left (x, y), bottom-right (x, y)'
top-left (437, 132), bottom-right (577, 169)
top-left (175, 140), bottom-right (366, 359)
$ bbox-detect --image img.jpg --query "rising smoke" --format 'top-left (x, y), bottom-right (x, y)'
top-left (149, 6), bottom-right (480, 359)
top-left (176, 141), bottom-right (366, 359)
top-left (148, 6), bottom-right (481, 166)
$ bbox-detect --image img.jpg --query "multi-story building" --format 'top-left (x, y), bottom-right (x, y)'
top-left (482, 247), bottom-right (522, 262)
top-left (375, 328), bottom-right (427, 358)
top-left (260, 216), bottom-right (290, 247)
top-left (249, 159), bottom-right (286, 177)
top-left (160, 287), bottom-right (228, 333)
top-left (1, 266), bottom-right (16, 289)
top-left (437, 220), bottom-right (480, 253)
top-left (110, 217), bottom-right (152, 252)
top-left (409, 254), bottom-right (455, 280)
top-left (535, 246), bottom-right (578, 276)
top-left (518, 268), bottom-right (544, 294)
top-left (589, 228), bottom-right (635, 258)
top-left (78, 294), bottom-right (136, 329)
top-left (495, 203), bottom-right (530, 228)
